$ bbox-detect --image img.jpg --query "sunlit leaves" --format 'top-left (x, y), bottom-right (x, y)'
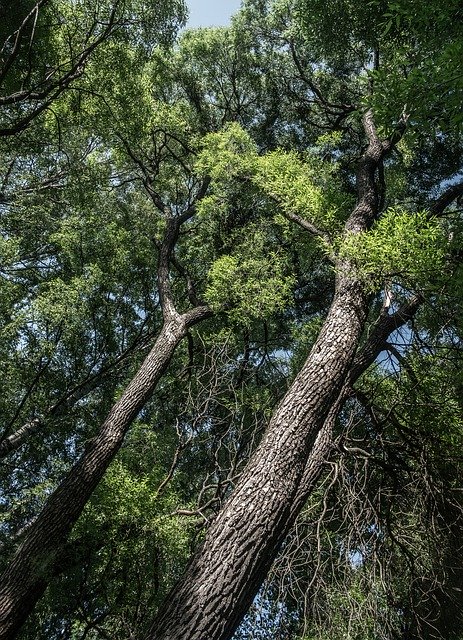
top-left (205, 224), bottom-right (295, 324)
top-left (255, 150), bottom-right (351, 233)
top-left (196, 122), bottom-right (258, 181)
top-left (338, 209), bottom-right (447, 289)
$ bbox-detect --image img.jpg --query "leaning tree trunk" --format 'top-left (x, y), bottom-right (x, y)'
top-left (146, 111), bottom-right (403, 640)
top-left (0, 307), bottom-right (210, 640)
top-left (0, 202), bottom-right (212, 640)
top-left (148, 273), bottom-right (369, 640)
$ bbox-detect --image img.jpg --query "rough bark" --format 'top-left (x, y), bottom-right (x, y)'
top-left (430, 179), bottom-right (463, 217)
top-left (148, 276), bottom-right (369, 640)
top-left (0, 307), bottom-right (211, 640)
top-left (0, 419), bottom-right (41, 458)
top-left (291, 292), bottom-right (423, 516)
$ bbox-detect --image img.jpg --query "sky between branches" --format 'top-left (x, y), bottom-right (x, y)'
top-left (187, 0), bottom-right (242, 27)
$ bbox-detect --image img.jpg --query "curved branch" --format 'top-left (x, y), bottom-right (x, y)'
top-left (346, 110), bottom-right (406, 234)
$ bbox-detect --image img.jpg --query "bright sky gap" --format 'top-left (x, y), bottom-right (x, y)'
top-left (187, 0), bottom-right (242, 27)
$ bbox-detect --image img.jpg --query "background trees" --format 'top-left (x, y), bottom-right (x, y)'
top-left (1, 0), bottom-right (462, 638)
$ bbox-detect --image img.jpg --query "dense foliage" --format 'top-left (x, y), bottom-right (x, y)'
top-left (1, 1), bottom-right (462, 639)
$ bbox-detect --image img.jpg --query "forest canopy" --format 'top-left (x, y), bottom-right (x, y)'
top-left (0, 1), bottom-right (462, 639)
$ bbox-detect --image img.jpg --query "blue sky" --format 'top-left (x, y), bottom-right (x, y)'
top-left (187, 0), bottom-right (242, 27)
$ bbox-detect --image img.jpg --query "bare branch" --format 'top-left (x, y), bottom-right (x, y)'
top-left (0, 420), bottom-right (41, 458)
top-left (282, 209), bottom-right (332, 245)
top-left (429, 180), bottom-right (463, 217)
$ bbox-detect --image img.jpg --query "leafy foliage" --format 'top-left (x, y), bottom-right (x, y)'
top-left (338, 208), bottom-right (448, 289)
top-left (1, 0), bottom-right (463, 639)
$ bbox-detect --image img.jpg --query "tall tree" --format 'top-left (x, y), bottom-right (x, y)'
top-left (0, 1), bottom-right (205, 637)
top-left (146, 1), bottom-right (463, 637)
top-left (0, 0), bottom-right (462, 638)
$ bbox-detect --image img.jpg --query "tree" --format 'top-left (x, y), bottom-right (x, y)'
top-left (0, 0), bottom-right (187, 136)
top-left (0, 2), bottom-right (211, 637)
top-left (146, 2), bottom-right (463, 637)
top-left (1, 0), bottom-right (462, 638)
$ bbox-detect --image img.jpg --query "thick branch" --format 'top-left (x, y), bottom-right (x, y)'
top-left (0, 420), bottom-right (41, 458)
top-left (429, 180), bottom-right (463, 217)
top-left (157, 182), bottom-right (210, 319)
top-left (293, 291), bottom-right (423, 510)
top-left (350, 293), bottom-right (423, 381)
top-left (346, 110), bottom-right (406, 233)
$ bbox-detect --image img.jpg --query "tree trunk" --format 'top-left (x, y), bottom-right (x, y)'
top-left (0, 308), bottom-right (210, 640)
top-left (146, 111), bottom-right (403, 640)
top-left (147, 292), bottom-right (422, 640)
top-left (147, 275), bottom-right (370, 640)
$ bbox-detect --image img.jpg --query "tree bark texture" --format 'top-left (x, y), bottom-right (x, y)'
top-left (291, 292), bottom-right (422, 517)
top-left (147, 275), bottom-right (370, 640)
top-left (0, 309), bottom-right (210, 640)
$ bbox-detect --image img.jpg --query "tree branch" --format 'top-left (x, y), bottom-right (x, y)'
top-left (0, 0), bottom-right (121, 136)
top-left (429, 180), bottom-right (463, 217)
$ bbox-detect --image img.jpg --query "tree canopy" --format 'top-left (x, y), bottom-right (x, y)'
top-left (0, 1), bottom-right (462, 639)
